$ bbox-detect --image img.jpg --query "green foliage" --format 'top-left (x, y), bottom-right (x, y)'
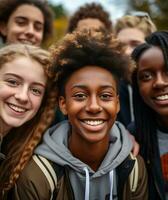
top-left (49, 3), bottom-right (67, 19)
top-left (127, 0), bottom-right (168, 30)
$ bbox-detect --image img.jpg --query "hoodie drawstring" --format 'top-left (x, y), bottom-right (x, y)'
top-left (83, 167), bottom-right (114, 200)
top-left (128, 84), bottom-right (134, 122)
top-left (109, 170), bottom-right (114, 200)
top-left (83, 167), bottom-right (90, 200)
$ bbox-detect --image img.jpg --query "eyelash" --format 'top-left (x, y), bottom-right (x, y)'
top-left (30, 88), bottom-right (42, 96)
top-left (73, 93), bottom-right (87, 101)
top-left (139, 72), bottom-right (153, 81)
top-left (100, 93), bottom-right (113, 101)
top-left (73, 93), bottom-right (113, 101)
top-left (6, 79), bottom-right (19, 87)
top-left (5, 79), bottom-right (43, 96)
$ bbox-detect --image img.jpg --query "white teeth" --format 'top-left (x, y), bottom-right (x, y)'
top-left (156, 94), bottom-right (168, 100)
top-left (8, 103), bottom-right (26, 113)
top-left (84, 120), bottom-right (104, 126)
top-left (19, 40), bottom-right (33, 45)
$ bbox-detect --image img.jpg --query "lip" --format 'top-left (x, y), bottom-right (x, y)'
top-left (6, 102), bottom-right (28, 116)
top-left (152, 94), bottom-right (168, 106)
top-left (18, 39), bottom-right (35, 45)
top-left (80, 119), bottom-right (106, 132)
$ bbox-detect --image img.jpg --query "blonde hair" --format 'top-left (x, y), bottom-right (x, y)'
top-left (115, 15), bottom-right (157, 37)
top-left (0, 44), bottom-right (57, 193)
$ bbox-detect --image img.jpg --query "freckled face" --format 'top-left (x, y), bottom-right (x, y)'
top-left (59, 66), bottom-right (120, 144)
top-left (0, 56), bottom-right (47, 132)
top-left (137, 47), bottom-right (168, 122)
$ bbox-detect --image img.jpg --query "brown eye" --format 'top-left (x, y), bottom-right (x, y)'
top-left (15, 17), bottom-right (27, 26)
top-left (6, 79), bottom-right (19, 87)
top-left (34, 22), bottom-right (44, 32)
top-left (139, 71), bottom-right (153, 81)
top-left (73, 93), bottom-right (87, 101)
top-left (31, 88), bottom-right (41, 96)
top-left (100, 93), bottom-right (113, 101)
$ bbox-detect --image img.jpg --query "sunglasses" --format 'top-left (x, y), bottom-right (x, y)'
top-left (127, 11), bottom-right (151, 20)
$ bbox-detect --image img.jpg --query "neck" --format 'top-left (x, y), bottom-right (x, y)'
top-left (69, 135), bottom-right (109, 171)
top-left (157, 116), bottom-right (168, 129)
top-left (0, 118), bottom-right (11, 137)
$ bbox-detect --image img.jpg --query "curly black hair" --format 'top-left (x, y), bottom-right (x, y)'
top-left (50, 29), bottom-right (133, 97)
top-left (67, 3), bottom-right (112, 33)
top-left (0, 0), bottom-right (54, 43)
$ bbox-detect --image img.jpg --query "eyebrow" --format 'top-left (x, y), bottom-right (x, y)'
top-left (72, 84), bottom-right (116, 91)
top-left (4, 73), bottom-right (46, 87)
top-left (15, 16), bottom-right (44, 25)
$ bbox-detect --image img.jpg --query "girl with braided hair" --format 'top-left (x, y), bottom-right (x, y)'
top-left (0, 43), bottom-right (57, 199)
top-left (130, 31), bottom-right (168, 200)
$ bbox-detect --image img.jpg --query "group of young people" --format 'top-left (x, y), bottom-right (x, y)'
top-left (0, 1), bottom-right (168, 200)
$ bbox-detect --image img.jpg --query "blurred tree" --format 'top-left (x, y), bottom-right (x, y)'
top-left (127, 0), bottom-right (168, 30)
top-left (49, 3), bottom-right (67, 18)
top-left (45, 3), bottom-right (69, 46)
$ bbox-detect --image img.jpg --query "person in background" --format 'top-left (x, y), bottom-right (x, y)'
top-left (131, 31), bottom-right (168, 200)
top-left (0, 44), bottom-right (57, 199)
top-left (67, 2), bottom-right (113, 33)
top-left (13, 30), bottom-right (148, 200)
top-left (53, 2), bottom-right (113, 124)
top-left (114, 12), bottom-right (157, 126)
top-left (0, 0), bottom-right (54, 46)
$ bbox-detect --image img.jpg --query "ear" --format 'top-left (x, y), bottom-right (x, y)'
top-left (59, 96), bottom-right (68, 115)
top-left (0, 22), bottom-right (7, 37)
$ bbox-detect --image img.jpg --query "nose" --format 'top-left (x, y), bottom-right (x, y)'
top-left (15, 86), bottom-right (29, 103)
top-left (125, 45), bottom-right (133, 56)
top-left (25, 24), bottom-right (35, 36)
top-left (153, 73), bottom-right (168, 89)
top-left (85, 95), bottom-right (102, 113)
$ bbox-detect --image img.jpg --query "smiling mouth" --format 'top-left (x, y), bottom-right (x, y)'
top-left (7, 103), bottom-right (27, 113)
top-left (155, 94), bottom-right (168, 101)
top-left (82, 120), bottom-right (105, 126)
top-left (18, 39), bottom-right (34, 45)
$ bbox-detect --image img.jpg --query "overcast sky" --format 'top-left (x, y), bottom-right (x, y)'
top-left (48, 0), bottom-right (128, 21)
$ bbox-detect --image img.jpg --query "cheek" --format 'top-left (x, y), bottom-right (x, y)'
top-left (31, 95), bottom-right (43, 114)
top-left (106, 100), bottom-right (119, 114)
top-left (138, 84), bottom-right (153, 108)
top-left (0, 86), bottom-right (13, 100)
top-left (138, 80), bottom-right (150, 97)
top-left (36, 31), bottom-right (43, 41)
top-left (7, 22), bottom-right (20, 33)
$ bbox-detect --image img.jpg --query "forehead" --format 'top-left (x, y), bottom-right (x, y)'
top-left (117, 28), bottom-right (145, 43)
top-left (0, 56), bottom-right (46, 82)
top-left (138, 46), bottom-right (164, 69)
top-left (66, 66), bottom-right (117, 87)
top-left (9, 4), bottom-right (44, 23)
top-left (76, 18), bottom-right (105, 31)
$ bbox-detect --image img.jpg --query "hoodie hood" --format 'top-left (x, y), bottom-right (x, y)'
top-left (35, 120), bottom-right (132, 175)
top-left (35, 120), bottom-right (132, 200)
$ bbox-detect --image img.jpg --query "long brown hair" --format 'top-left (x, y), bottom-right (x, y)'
top-left (0, 44), bottom-right (57, 192)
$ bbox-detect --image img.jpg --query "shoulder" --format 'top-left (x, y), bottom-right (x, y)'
top-left (136, 154), bottom-right (148, 181)
top-left (14, 157), bottom-right (51, 199)
top-left (130, 154), bottom-right (148, 199)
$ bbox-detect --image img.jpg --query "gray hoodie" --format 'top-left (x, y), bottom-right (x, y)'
top-left (35, 120), bottom-right (132, 200)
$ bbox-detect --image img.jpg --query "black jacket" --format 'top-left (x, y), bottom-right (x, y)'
top-left (128, 122), bottom-right (166, 200)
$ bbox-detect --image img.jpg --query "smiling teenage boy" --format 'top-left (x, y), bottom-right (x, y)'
top-left (14, 30), bottom-right (148, 200)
